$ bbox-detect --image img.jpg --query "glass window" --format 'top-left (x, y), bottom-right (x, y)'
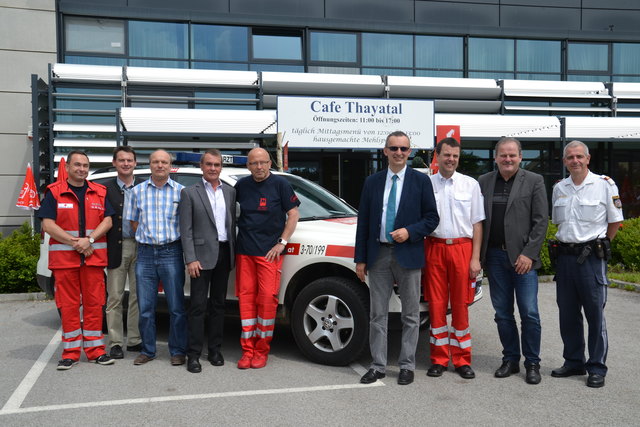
top-left (65, 56), bottom-right (126, 66)
top-left (195, 91), bottom-right (258, 110)
top-left (310, 32), bottom-right (357, 63)
top-left (65, 17), bottom-right (125, 54)
top-left (517, 40), bottom-right (561, 73)
top-left (362, 68), bottom-right (413, 76)
top-left (516, 73), bottom-right (561, 81)
top-left (362, 33), bottom-right (412, 68)
top-left (193, 62), bottom-right (249, 71)
top-left (568, 43), bottom-right (608, 71)
top-left (308, 66), bottom-right (360, 74)
top-left (469, 71), bottom-right (515, 80)
top-left (249, 64), bottom-right (304, 72)
top-left (129, 21), bottom-right (188, 59)
top-left (416, 69), bottom-right (464, 78)
top-left (252, 34), bottom-right (302, 60)
top-left (192, 24), bottom-right (248, 61)
top-left (128, 59), bottom-right (188, 68)
top-left (469, 38), bottom-right (514, 72)
top-left (613, 43), bottom-right (640, 75)
top-left (415, 36), bottom-right (463, 70)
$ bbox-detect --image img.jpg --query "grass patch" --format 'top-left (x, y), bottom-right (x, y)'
top-left (608, 265), bottom-right (640, 284)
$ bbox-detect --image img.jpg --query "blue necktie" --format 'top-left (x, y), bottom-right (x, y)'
top-left (386, 175), bottom-right (398, 242)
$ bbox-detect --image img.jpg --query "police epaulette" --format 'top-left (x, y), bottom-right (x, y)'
top-left (600, 175), bottom-right (616, 185)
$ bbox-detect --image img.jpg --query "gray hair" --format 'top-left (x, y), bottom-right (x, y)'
top-left (563, 140), bottom-right (589, 158)
top-left (495, 137), bottom-right (522, 155)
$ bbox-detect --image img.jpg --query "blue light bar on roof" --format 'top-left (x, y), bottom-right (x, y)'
top-left (173, 151), bottom-right (247, 165)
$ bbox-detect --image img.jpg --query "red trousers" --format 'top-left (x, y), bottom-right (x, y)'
top-left (53, 266), bottom-right (106, 361)
top-left (424, 238), bottom-right (475, 367)
top-left (235, 254), bottom-right (283, 358)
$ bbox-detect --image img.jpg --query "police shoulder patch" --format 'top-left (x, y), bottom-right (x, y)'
top-left (600, 175), bottom-right (616, 186)
top-left (612, 195), bottom-right (622, 209)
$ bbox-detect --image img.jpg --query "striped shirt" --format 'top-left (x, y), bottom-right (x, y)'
top-left (126, 177), bottom-right (185, 245)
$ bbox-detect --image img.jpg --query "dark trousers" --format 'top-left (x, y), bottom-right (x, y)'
top-left (187, 243), bottom-right (231, 358)
top-left (555, 252), bottom-right (608, 376)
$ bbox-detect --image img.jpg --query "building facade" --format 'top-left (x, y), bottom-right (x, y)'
top-left (10, 0), bottom-right (640, 233)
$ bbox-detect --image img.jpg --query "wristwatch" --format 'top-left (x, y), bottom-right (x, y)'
top-left (88, 236), bottom-right (95, 244)
top-left (277, 238), bottom-right (287, 246)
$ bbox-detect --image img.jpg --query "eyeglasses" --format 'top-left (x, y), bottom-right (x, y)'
top-left (248, 160), bottom-right (270, 166)
top-left (387, 146), bottom-right (410, 152)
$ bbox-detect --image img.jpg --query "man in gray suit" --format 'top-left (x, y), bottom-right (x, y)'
top-left (479, 137), bottom-right (548, 385)
top-left (179, 149), bottom-right (236, 373)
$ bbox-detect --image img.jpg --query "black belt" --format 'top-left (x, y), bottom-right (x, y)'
top-left (140, 240), bottom-right (180, 248)
top-left (557, 239), bottom-right (596, 255)
top-left (380, 242), bottom-right (395, 248)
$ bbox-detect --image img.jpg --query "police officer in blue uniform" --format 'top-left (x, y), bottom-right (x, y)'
top-left (550, 140), bottom-right (623, 388)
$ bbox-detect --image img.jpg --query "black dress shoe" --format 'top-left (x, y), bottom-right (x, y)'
top-left (587, 373), bottom-right (605, 388)
top-left (109, 345), bottom-right (124, 359)
top-left (525, 364), bottom-right (541, 384)
top-left (126, 343), bottom-right (143, 352)
top-left (187, 357), bottom-right (202, 373)
top-left (494, 360), bottom-right (519, 378)
top-left (455, 365), bottom-right (475, 379)
top-left (551, 366), bottom-right (586, 378)
top-left (427, 364), bottom-right (447, 377)
top-left (360, 369), bottom-right (385, 384)
top-left (208, 351), bottom-right (225, 366)
top-left (397, 369), bottom-right (414, 385)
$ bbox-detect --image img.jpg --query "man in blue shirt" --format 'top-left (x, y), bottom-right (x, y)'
top-left (235, 148), bottom-right (300, 369)
top-left (125, 149), bottom-right (187, 366)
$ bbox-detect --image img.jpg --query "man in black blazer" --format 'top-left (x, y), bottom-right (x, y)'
top-left (355, 131), bottom-right (439, 385)
top-left (106, 146), bottom-right (144, 359)
top-left (479, 137), bottom-right (548, 385)
top-left (179, 149), bottom-right (236, 373)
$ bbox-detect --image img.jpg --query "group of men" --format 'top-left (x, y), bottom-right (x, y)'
top-left (40, 147), bottom-right (299, 373)
top-left (355, 132), bottom-right (623, 389)
top-left (39, 131), bottom-right (623, 389)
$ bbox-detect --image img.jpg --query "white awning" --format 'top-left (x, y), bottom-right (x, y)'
top-left (52, 63), bottom-right (122, 82)
top-left (119, 107), bottom-right (277, 135)
top-left (53, 123), bottom-right (117, 133)
top-left (611, 82), bottom-right (640, 99)
top-left (565, 117), bottom-right (640, 140)
top-left (125, 67), bottom-right (259, 87)
top-left (388, 76), bottom-right (501, 100)
top-left (262, 72), bottom-right (384, 97)
top-left (435, 114), bottom-right (560, 139)
top-left (54, 139), bottom-right (117, 148)
top-left (502, 79), bottom-right (610, 98)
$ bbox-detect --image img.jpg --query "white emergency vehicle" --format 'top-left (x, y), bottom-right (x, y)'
top-left (37, 157), bottom-right (482, 366)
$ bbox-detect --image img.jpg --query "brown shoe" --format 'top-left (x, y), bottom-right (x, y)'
top-left (133, 354), bottom-right (155, 365)
top-left (171, 355), bottom-right (186, 366)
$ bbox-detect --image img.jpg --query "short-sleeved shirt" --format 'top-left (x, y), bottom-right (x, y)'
top-left (125, 177), bottom-right (184, 245)
top-left (430, 171), bottom-right (485, 239)
top-left (38, 181), bottom-right (115, 236)
top-left (552, 171), bottom-right (624, 243)
top-left (236, 173), bottom-right (300, 256)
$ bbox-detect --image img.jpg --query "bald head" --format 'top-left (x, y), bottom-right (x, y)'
top-left (150, 149), bottom-right (172, 185)
top-left (247, 148), bottom-right (272, 182)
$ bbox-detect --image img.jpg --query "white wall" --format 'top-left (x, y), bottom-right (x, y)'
top-left (0, 1), bottom-right (56, 234)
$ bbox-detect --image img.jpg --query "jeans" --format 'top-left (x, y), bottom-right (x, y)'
top-left (486, 247), bottom-right (541, 366)
top-left (136, 241), bottom-right (187, 358)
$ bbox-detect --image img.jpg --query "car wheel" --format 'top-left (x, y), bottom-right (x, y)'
top-left (291, 277), bottom-right (369, 366)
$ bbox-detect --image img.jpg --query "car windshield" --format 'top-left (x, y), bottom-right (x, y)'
top-left (230, 173), bottom-right (357, 221)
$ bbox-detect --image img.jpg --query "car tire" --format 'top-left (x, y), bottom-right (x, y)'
top-left (291, 276), bottom-right (369, 366)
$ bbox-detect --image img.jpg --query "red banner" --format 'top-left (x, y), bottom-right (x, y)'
top-left (57, 157), bottom-right (68, 183)
top-left (432, 125), bottom-right (461, 174)
top-left (16, 163), bottom-right (41, 210)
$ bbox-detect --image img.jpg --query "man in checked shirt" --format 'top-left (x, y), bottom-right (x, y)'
top-left (126, 149), bottom-right (187, 367)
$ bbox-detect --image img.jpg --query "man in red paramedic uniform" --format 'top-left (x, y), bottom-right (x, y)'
top-left (235, 148), bottom-right (300, 369)
top-left (424, 138), bottom-right (484, 379)
top-left (38, 151), bottom-right (115, 370)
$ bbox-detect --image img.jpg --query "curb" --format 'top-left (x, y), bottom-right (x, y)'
top-left (609, 279), bottom-right (640, 292)
top-left (0, 292), bottom-right (50, 303)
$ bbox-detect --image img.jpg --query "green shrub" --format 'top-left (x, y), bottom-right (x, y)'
top-left (0, 222), bottom-right (40, 293)
top-left (610, 217), bottom-right (640, 271)
top-left (539, 220), bottom-right (558, 275)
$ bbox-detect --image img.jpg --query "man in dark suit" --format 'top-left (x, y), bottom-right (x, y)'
top-left (355, 130), bottom-right (439, 386)
top-left (179, 149), bottom-right (236, 373)
top-left (479, 137), bottom-right (548, 385)
top-left (106, 146), bottom-right (144, 359)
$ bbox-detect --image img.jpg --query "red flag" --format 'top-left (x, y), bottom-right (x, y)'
top-left (56, 157), bottom-right (68, 182)
top-left (16, 163), bottom-right (41, 210)
top-left (430, 151), bottom-right (439, 175)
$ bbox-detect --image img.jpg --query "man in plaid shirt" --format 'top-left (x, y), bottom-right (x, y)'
top-left (125, 149), bottom-right (187, 366)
